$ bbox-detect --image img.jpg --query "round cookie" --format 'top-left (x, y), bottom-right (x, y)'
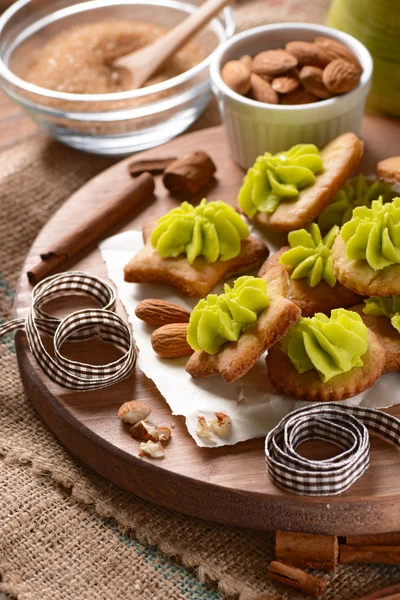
top-left (259, 247), bottom-right (362, 317)
top-left (266, 329), bottom-right (385, 402)
top-left (331, 235), bottom-right (400, 297)
top-left (351, 304), bottom-right (400, 373)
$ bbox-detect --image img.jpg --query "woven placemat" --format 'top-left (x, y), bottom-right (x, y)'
top-left (1, 1), bottom-right (400, 599)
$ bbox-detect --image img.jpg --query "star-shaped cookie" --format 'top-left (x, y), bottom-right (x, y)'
top-left (124, 220), bottom-right (269, 298)
top-left (250, 132), bottom-right (364, 232)
top-left (185, 267), bottom-right (301, 383)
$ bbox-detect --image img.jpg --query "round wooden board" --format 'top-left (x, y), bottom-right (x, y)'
top-left (15, 118), bottom-right (400, 535)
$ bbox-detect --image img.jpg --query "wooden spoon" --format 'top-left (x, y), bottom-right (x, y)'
top-left (113, 0), bottom-right (232, 90)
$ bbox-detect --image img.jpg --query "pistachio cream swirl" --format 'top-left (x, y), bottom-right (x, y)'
top-left (151, 199), bottom-right (249, 264)
top-left (187, 276), bottom-right (269, 354)
top-left (363, 296), bottom-right (400, 334)
top-left (341, 197), bottom-right (400, 270)
top-left (282, 308), bottom-right (369, 382)
top-left (318, 174), bottom-right (393, 232)
top-left (238, 144), bottom-right (323, 217)
top-left (280, 223), bottom-right (339, 287)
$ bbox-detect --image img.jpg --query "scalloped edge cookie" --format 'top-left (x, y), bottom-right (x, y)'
top-left (123, 219), bottom-right (269, 298)
top-left (351, 304), bottom-right (400, 373)
top-left (259, 247), bottom-right (362, 317)
top-left (249, 132), bottom-right (364, 232)
top-left (331, 235), bottom-right (400, 297)
top-left (185, 267), bottom-right (301, 383)
top-left (266, 329), bottom-right (385, 402)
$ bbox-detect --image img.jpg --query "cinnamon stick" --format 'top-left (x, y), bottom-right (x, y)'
top-left (353, 581), bottom-right (400, 599)
top-left (27, 172), bottom-right (155, 285)
top-left (162, 150), bottom-right (216, 195)
top-left (275, 530), bottom-right (338, 571)
top-left (346, 533), bottom-right (400, 547)
top-left (340, 544), bottom-right (400, 565)
top-left (128, 157), bottom-right (177, 177)
top-left (267, 561), bottom-right (326, 597)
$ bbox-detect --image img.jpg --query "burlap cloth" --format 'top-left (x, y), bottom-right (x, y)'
top-left (1, 2), bottom-right (400, 599)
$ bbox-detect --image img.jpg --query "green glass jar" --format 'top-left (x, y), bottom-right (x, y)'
top-left (328, 0), bottom-right (400, 116)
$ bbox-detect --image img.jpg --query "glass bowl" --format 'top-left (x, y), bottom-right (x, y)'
top-left (0, 0), bottom-right (235, 155)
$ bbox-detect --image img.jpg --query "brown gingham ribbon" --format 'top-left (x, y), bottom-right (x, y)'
top-left (265, 402), bottom-right (400, 496)
top-left (0, 272), bottom-right (137, 390)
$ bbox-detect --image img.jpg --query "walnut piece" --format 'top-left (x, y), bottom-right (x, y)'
top-left (139, 440), bottom-right (165, 459)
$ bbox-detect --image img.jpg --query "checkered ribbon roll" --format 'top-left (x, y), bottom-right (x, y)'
top-left (265, 403), bottom-right (400, 496)
top-left (0, 272), bottom-right (137, 390)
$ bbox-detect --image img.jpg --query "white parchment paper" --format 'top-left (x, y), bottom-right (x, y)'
top-left (100, 230), bottom-right (400, 447)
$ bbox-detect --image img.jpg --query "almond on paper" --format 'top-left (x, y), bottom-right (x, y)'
top-left (210, 413), bottom-right (232, 438)
top-left (196, 416), bottom-right (213, 439)
top-left (151, 323), bottom-right (193, 358)
top-left (251, 49), bottom-right (298, 76)
top-left (281, 87), bottom-right (318, 105)
top-left (221, 60), bottom-right (251, 95)
top-left (118, 400), bottom-right (151, 425)
top-left (299, 66), bottom-right (332, 99)
top-left (250, 73), bottom-right (279, 104)
top-left (315, 36), bottom-right (362, 70)
top-left (285, 41), bottom-right (325, 67)
top-left (271, 75), bottom-right (299, 94)
top-left (323, 58), bottom-right (361, 94)
top-left (135, 298), bottom-right (190, 325)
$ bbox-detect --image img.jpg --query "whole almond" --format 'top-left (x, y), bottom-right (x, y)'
top-left (135, 298), bottom-right (190, 325)
top-left (299, 66), bottom-right (332, 99)
top-left (285, 41), bottom-right (325, 67)
top-left (315, 36), bottom-right (362, 70)
top-left (323, 58), bottom-right (361, 94)
top-left (221, 60), bottom-right (251, 95)
top-left (250, 73), bottom-right (279, 104)
top-left (271, 75), bottom-right (299, 94)
top-left (281, 87), bottom-right (319, 105)
top-left (151, 323), bottom-right (193, 358)
top-left (239, 54), bottom-right (252, 68)
top-left (251, 49), bottom-right (298, 76)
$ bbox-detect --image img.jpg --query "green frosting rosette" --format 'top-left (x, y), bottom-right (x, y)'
top-left (238, 144), bottom-right (323, 217)
top-left (318, 174), bottom-right (393, 232)
top-left (341, 197), bottom-right (400, 271)
top-left (279, 223), bottom-right (339, 288)
top-left (151, 199), bottom-right (249, 264)
top-left (282, 308), bottom-right (369, 382)
top-left (363, 296), bottom-right (400, 333)
top-left (187, 276), bottom-right (269, 354)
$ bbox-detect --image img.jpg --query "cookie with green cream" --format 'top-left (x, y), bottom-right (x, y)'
top-left (317, 173), bottom-right (394, 232)
top-left (185, 269), bottom-right (301, 383)
top-left (332, 197), bottom-right (400, 296)
top-left (237, 132), bottom-right (364, 232)
top-left (123, 199), bottom-right (269, 298)
top-left (351, 296), bottom-right (400, 373)
top-left (259, 223), bottom-right (361, 316)
top-left (266, 308), bottom-right (385, 402)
